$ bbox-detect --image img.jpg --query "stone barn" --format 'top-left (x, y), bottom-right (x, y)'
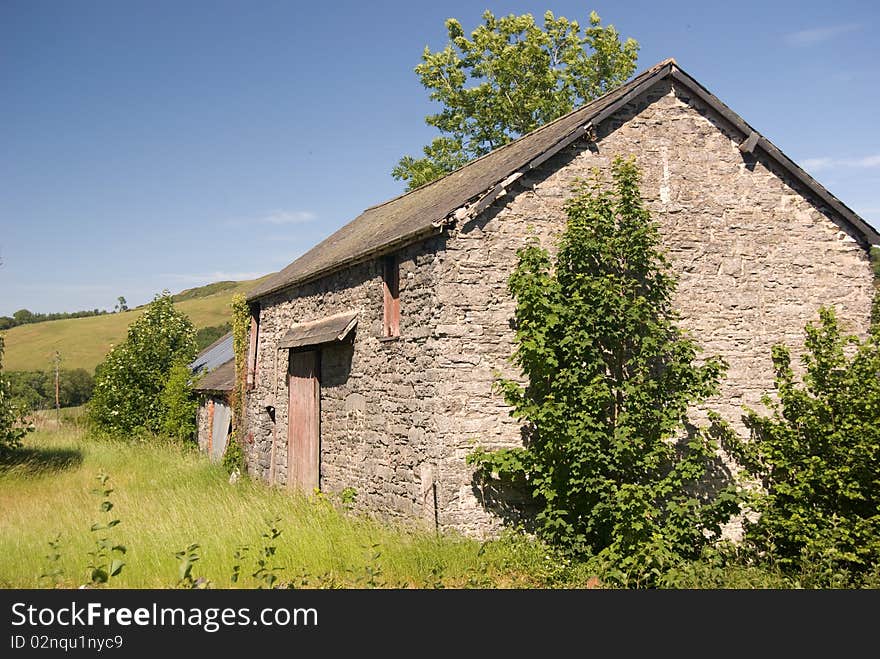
top-left (241, 58), bottom-right (879, 537)
top-left (191, 333), bottom-right (234, 461)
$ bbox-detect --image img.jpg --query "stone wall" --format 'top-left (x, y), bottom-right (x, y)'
top-left (429, 78), bottom-right (874, 535)
top-left (245, 76), bottom-right (874, 539)
top-left (244, 238), bottom-right (448, 528)
top-left (196, 397), bottom-right (213, 454)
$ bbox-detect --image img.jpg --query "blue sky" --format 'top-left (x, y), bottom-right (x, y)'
top-left (1, 0), bottom-right (878, 316)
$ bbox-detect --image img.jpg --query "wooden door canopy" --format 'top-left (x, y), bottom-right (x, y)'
top-left (278, 311), bottom-right (358, 350)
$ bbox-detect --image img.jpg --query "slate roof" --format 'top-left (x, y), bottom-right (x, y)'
top-left (247, 58), bottom-right (879, 302)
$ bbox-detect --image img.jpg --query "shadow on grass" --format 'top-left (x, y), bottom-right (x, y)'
top-left (0, 447), bottom-right (83, 476)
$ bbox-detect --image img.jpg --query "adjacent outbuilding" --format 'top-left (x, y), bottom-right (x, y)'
top-left (190, 333), bottom-right (234, 462)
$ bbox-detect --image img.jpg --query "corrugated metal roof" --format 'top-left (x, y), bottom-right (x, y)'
top-left (278, 311), bottom-right (358, 349)
top-left (190, 333), bottom-right (233, 375)
top-left (246, 57), bottom-right (880, 302)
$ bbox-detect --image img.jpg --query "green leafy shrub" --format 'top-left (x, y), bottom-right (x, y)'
top-left (88, 291), bottom-right (197, 435)
top-left (159, 362), bottom-right (198, 442)
top-left (221, 437), bottom-right (245, 477)
top-left (174, 543), bottom-right (209, 589)
top-left (0, 335), bottom-right (33, 456)
top-left (728, 307), bottom-right (880, 585)
top-left (467, 157), bottom-right (742, 585)
top-left (85, 472), bottom-right (126, 586)
top-left (657, 545), bottom-right (795, 589)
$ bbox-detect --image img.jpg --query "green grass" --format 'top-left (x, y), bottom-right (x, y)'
top-left (2, 424), bottom-right (817, 589)
top-left (0, 426), bottom-right (566, 589)
top-left (2, 277), bottom-right (270, 372)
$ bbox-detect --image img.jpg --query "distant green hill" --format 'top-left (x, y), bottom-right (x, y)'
top-left (2, 276), bottom-right (270, 372)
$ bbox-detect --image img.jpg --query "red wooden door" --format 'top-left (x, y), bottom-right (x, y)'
top-left (288, 350), bottom-right (320, 493)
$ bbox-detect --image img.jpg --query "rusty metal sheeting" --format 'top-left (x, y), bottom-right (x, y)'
top-left (278, 312), bottom-right (358, 350)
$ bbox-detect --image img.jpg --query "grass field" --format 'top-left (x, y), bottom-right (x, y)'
top-left (2, 277), bottom-right (270, 372)
top-left (0, 424), bottom-right (568, 589)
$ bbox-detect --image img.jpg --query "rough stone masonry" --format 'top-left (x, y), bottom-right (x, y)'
top-left (243, 72), bottom-right (875, 538)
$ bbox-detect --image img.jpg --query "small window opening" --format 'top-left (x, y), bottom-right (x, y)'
top-left (247, 304), bottom-right (260, 389)
top-left (383, 254), bottom-right (400, 338)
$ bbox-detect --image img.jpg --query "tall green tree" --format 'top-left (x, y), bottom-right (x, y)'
top-left (392, 9), bottom-right (639, 190)
top-left (468, 157), bottom-right (741, 585)
top-left (88, 291), bottom-right (197, 435)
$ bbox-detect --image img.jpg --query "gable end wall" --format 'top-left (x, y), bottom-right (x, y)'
top-left (431, 77), bottom-right (874, 536)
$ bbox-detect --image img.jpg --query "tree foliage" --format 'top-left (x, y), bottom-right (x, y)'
top-left (0, 335), bottom-right (33, 455)
top-left (468, 157), bottom-right (741, 584)
top-left (159, 362), bottom-right (198, 442)
top-left (726, 308), bottom-right (880, 584)
top-left (392, 9), bottom-right (638, 190)
top-left (88, 292), bottom-right (197, 435)
top-left (5, 368), bottom-right (94, 411)
top-left (195, 322), bottom-right (232, 351)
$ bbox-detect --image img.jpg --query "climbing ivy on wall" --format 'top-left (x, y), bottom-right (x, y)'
top-left (222, 293), bottom-right (250, 475)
